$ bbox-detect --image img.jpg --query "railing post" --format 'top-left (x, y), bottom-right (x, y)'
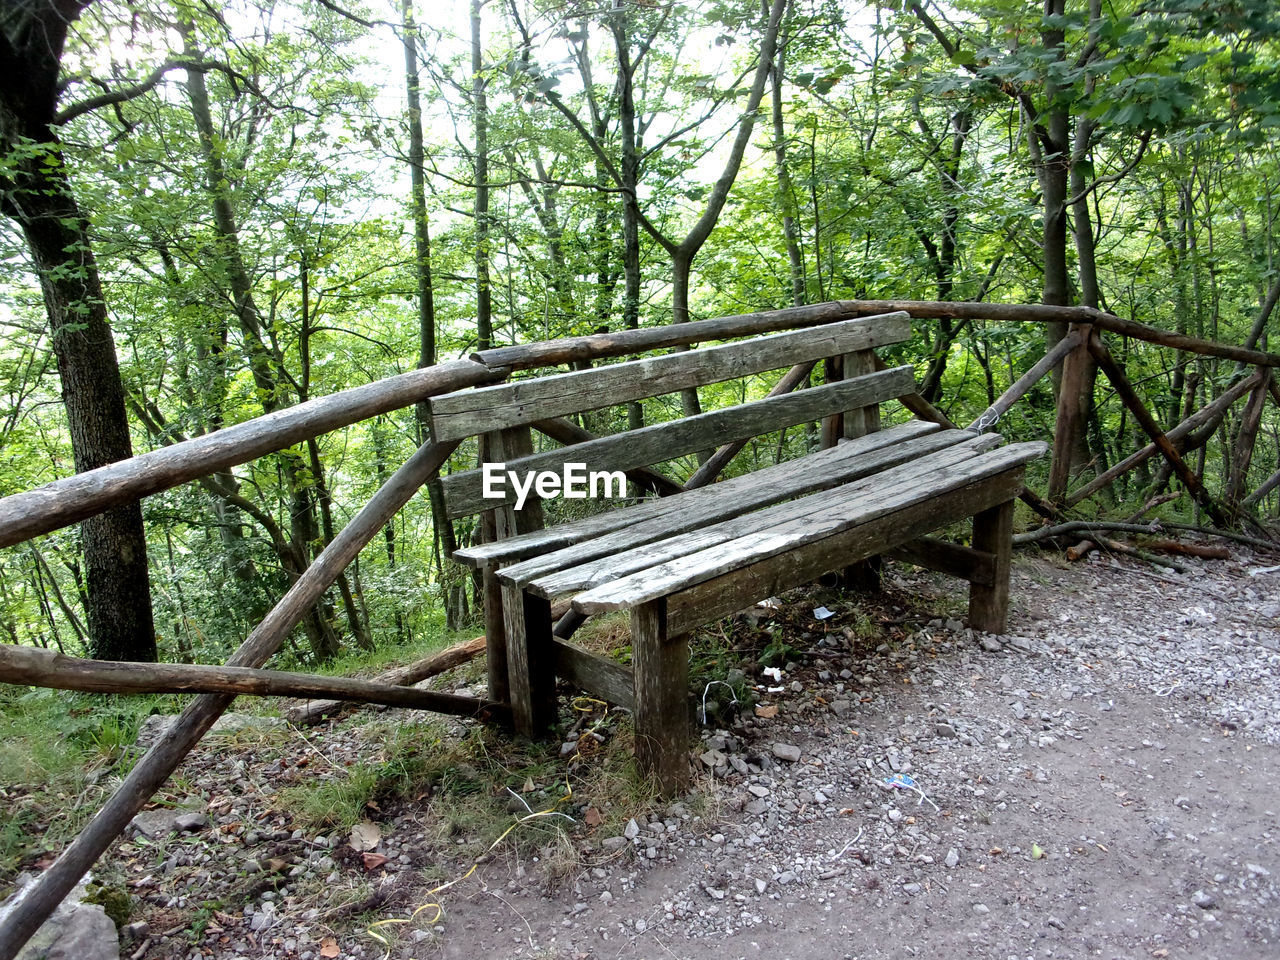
top-left (1047, 322), bottom-right (1094, 503)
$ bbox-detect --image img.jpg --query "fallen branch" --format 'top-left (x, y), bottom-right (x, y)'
top-left (1016, 520), bottom-right (1278, 554)
top-left (1064, 537), bottom-right (1188, 573)
top-left (1143, 539), bottom-right (1230, 560)
top-left (284, 635), bottom-right (486, 725)
top-left (0, 645), bottom-right (506, 722)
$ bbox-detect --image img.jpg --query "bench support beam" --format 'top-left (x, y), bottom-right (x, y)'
top-left (969, 499), bottom-right (1014, 633)
top-left (632, 600), bottom-right (690, 795)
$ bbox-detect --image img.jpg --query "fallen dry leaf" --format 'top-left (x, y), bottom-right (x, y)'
top-left (583, 806), bottom-right (603, 827)
top-left (360, 852), bottom-right (390, 871)
top-left (320, 938), bottom-right (340, 958)
top-left (754, 704), bottom-right (778, 718)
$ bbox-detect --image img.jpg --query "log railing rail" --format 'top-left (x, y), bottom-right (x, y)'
top-left (0, 299), bottom-right (1277, 958)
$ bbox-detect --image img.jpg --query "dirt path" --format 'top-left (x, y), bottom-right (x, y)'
top-left (419, 554), bottom-right (1280, 960)
top-left (23, 547), bottom-right (1276, 960)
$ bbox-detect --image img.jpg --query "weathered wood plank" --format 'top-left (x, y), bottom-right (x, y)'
top-left (0, 361), bottom-right (503, 551)
top-left (886, 537), bottom-right (997, 586)
top-left (431, 314), bottom-right (910, 441)
top-left (455, 420), bottom-right (940, 568)
top-left (573, 442), bottom-right (1046, 613)
top-left (533, 417), bottom-right (683, 496)
top-left (552, 639), bottom-right (635, 711)
top-left (969, 499), bottom-right (1015, 633)
top-left (501, 584), bottom-right (556, 737)
top-left (510, 430), bottom-right (986, 595)
top-left (472, 305), bottom-right (908, 372)
top-left (665, 469), bottom-right (1026, 635)
top-left (683, 360), bottom-right (816, 491)
top-left (285, 635), bottom-right (487, 725)
top-left (842, 349), bottom-right (879, 439)
top-left (0, 645), bottom-right (507, 722)
top-left (631, 600), bottom-right (690, 795)
top-left (546, 437), bottom-right (1005, 601)
top-left (441, 366), bottom-right (916, 517)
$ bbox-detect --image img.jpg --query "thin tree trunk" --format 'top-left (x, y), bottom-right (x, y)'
top-left (472, 0), bottom-right (492, 351)
top-left (182, 20), bottom-right (340, 660)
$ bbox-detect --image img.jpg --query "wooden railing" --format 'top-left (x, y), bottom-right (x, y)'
top-left (0, 300), bottom-right (1277, 958)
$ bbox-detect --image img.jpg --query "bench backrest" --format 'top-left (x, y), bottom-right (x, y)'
top-left (427, 311), bottom-right (913, 519)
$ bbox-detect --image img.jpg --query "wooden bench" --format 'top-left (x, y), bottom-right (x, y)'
top-left (428, 313), bottom-right (1045, 791)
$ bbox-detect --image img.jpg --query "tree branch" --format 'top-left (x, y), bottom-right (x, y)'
top-left (55, 58), bottom-right (244, 125)
top-left (1064, 130), bottom-right (1151, 206)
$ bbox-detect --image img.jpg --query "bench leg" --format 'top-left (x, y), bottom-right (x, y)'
top-left (502, 583), bottom-right (557, 737)
top-left (969, 499), bottom-right (1014, 634)
top-left (482, 564), bottom-right (509, 708)
top-left (841, 555), bottom-right (882, 592)
top-left (631, 600), bottom-right (690, 795)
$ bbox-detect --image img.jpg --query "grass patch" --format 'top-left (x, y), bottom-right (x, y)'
top-left (0, 686), bottom-right (185, 887)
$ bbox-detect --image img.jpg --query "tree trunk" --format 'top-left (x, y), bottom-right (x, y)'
top-left (0, 84), bottom-right (156, 663)
top-left (769, 22), bottom-right (805, 308)
top-left (472, 0), bottom-right (492, 351)
top-left (182, 20), bottom-right (340, 660)
top-left (612, 15), bottom-right (646, 431)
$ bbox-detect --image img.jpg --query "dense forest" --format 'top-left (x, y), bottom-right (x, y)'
top-left (1, 0), bottom-right (1278, 669)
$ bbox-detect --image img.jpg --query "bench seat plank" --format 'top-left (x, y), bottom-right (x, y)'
top-left (571, 441), bottom-right (1047, 613)
top-left (511, 432), bottom-right (997, 596)
top-left (428, 312), bottom-right (910, 441)
top-left (441, 365), bottom-right (916, 517)
top-left (455, 420), bottom-right (940, 568)
top-left (665, 467), bottom-right (1028, 635)
top-left (527, 436), bottom-right (1000, 599)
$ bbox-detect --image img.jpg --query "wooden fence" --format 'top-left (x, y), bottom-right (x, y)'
top-left (0, 300), bottom-right (1277, 958)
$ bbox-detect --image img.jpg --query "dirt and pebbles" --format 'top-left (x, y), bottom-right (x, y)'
top-left (32, 547), bottom-right (1280, 960)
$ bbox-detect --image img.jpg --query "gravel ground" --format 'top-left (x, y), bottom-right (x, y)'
top-left (75, 546), bottom-right (1280, 960)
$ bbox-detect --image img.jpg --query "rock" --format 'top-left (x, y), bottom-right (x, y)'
top-left (1173, 796), bottom-right (1191, 810)
top-left (0, 873), bottom-right (120, 960)
top-left (623, 819), bottom-right (640, 840)
top-left (934, 722), bottom-right (958, 738)
top-left (754, 879), bottom-right (768, 895)
top-left (771, 743), bottom-right (802, 763)
top-left (945, 848), bottom-right (960, 869)
top-left (972, 903), bottom-right (990, 915)
top-left (980, 636), bottom-right (1003, 652)
top-left (602, 836), bottom-right (629, 852)
top-left (129, 809), bottom-right (182, 839)
top-left (1192, 889), bottom-right (1216, 910)
top-left (174, 813), bottom-right (209, 833)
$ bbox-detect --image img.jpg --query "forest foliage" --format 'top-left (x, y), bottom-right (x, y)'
top-left (1, 0), bottom-right (1278, 667)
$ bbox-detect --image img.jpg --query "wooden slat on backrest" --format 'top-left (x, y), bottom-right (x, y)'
top-left (439, 365), bottom-right (916, 518)
top-left (426, 312), bottom-right (910, 442)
